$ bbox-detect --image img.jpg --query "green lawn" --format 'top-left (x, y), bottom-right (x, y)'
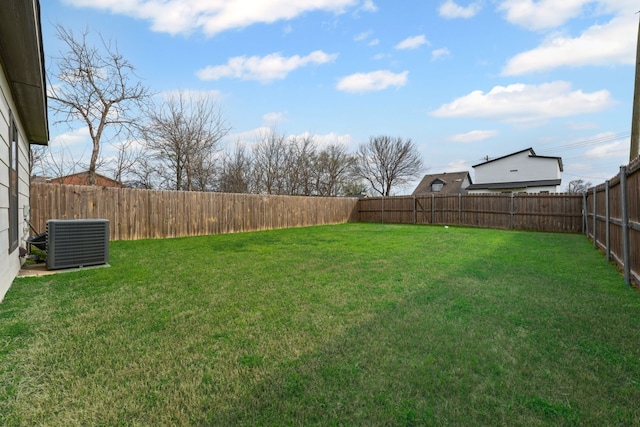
top-left (1, 223), bottom-right (639, 426)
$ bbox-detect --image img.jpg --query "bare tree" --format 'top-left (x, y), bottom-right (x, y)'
top-left (30, 143), bottom-right (83, 180)
top-left (125, 155), bottom-right (160, 189)
top-left (352, 135), bottom-right (423, 196)
top-left (252, 129), bottom-right (289, 195)
top-left (47, 26), bottom-right (151, 185)
top-left (342, 179), bottom-right (368, 197)
top-left (566, 179), bottom-right (592, 193)
top-left (30, 145), bottom-right (48, 180)
top-left (218, 143), bottom-right (253, 193)
top-left (143, 90), bottom-right (230, 191)
top-left (251, 131), bottom-right (320, 195)
top-left (313, 143), bottom-right (355, 196)
top-left (285, 135), bottom-right (317, 195)
top-left (246, 131), bottom-right (359, 196)
top-left (107, 139), bottom-right (144, 184)
top-left (191, 151), bottom-right (218, 191)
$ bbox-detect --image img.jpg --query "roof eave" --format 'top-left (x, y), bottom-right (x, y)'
top-left (0, 0), bottom-right (49, 145)
top-left (472, 148), bottom-right (534, 168)
top-left (467, 179), bottom-right (561, 190)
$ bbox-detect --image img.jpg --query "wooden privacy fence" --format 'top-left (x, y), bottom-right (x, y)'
top-left (30, 183), bottom-right (359, 241)
top-left (357, 193), bottom-right (583, 233)
top-left (585, 157), bottom-right (640, 287)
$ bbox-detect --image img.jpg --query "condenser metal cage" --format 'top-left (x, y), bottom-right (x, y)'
top-left (46, 219), bottom-right (110, 270)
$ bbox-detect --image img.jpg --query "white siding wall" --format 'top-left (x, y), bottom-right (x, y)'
top-left (474, 150), bottom-right (560, 184)
top-left (0, 66), bottom-right (31, 302)
top-left (461, 176), bottom-right (471, 190)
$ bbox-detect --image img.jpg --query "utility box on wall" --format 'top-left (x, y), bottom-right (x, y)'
top-left (46, 219), bottom-right (110, 270)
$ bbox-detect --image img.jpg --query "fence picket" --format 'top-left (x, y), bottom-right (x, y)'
top-left (357, 193), bottom-right (583, 233)
top-left (30, 183), bottom-right (360, 241)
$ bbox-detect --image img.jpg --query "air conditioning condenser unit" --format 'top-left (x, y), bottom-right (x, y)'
top-left (46, 219), bottom-right (110, 270)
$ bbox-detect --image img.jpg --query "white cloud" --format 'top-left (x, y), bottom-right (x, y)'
top-left (438, 0), bottom-right (482, 19)
top-left (353, 30), bottom-right (379, 46)
top-left (197, 50), bottom-right (338, 83)
top-left (224, 127), bottom-right (353, 150)
top-left (567, 121), bottom-right (598, 130)
top-left (395, 35), bottom-right (428, 50)
top-left (354, 30), bottom-right (373, 41)
top-left (353, 30), bottom-right (380, 46)
top-left (431, 81), bottom-right (613, 123)
top-left (35, 127), bottom-right (92, 177)
top-left (432, 48), bottom-right (451, 61)
top-left (445, 160), bottom-right (470, 172)
top-left (502, 14), bottom-right (636, 75)
top-left (497, 0), bottom-right (592, 30)
top-left (336, 70), bottom-right (409, 93)
top-left (359, 0), bottom-right (378, 12)
top-left (263, 111), bottom-right (288, 124)
top-left (448, 130), bottom-right (498, 143)
top-left (565, 162), bottom-right (594, 172)
top-left (111, 138), bottom-right (146, 153)
top-left (585, 138), bottom-right (626, 158)
top-left (291, 131), bottom-right (353, 148)
top-left (315, 132), bottom-right (353, 148)
top-left (224, 126), bottom-right (274, 146)
top-left (63, 0), bottom-right (372, 36)
top-left (50, 126), bottom-right (91, 148)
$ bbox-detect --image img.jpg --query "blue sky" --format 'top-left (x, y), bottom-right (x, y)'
top-left (40, 0), bottom-right (637, 192)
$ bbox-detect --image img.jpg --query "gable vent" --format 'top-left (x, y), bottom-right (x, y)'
top-left (46, 219), bottom-right (109, 270)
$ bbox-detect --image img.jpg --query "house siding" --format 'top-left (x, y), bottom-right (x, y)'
top-left (470, 149), bottom-right (562, 194)
top-left (462, 176), bottom-right (471, 189)
top-left (0, 64), bottom-right (31, 301)
top-left (474, 151), bottom-right (561, 184)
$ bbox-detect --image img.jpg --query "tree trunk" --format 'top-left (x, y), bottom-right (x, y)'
top-left (89, 136), bottom-right (100, 186)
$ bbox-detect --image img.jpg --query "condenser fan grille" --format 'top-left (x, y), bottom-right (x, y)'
top-left (46, 219), bottom-right (109, 270)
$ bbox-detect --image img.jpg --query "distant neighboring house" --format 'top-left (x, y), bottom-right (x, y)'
top-left (412, 171), bottom-right (472, 195)
top-left (467, 148), bottom-right (562, 194)
top-left (0, 1), bottom-right (49, 301)
top-left (49, 171), bottom-right (124, 188)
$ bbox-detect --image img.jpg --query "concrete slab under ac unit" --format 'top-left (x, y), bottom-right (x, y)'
top-left (16, 262), bottom-right (111, 278)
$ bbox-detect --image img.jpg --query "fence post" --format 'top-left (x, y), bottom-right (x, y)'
top-left (458, 193), bottom-right (462, 225)
top-left (381, 195), bottom-right (385, 224)
top-left (582, 191), bottom-right (587, 236)
top-left (620, 166), bottom-right (631, 286)
top-left (592, 186), bottom-right (597, 248)
top-left (431, 194), bottom-right (434, 225)
top-left (605, 180), bottom-right (610, 262)
top-left (413, 196), bottom-right (417, 224)
top-left (510, 193), bottom-right (514, 230)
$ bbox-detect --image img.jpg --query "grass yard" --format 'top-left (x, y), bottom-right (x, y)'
top-left (1, 223), bottom-right (639, 426)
